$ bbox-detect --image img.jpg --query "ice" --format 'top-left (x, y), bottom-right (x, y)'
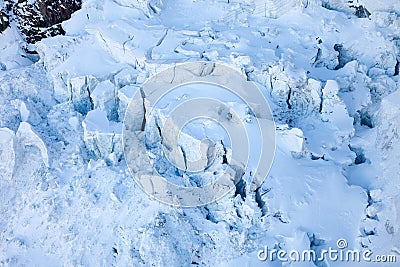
top-left (0, 28), bottom-right (33, 71)
top-left (114, 67), bottom-right (139, 88)
top-left (253, 0), bottom-right (299, 18)
top-left (0, 128), bottom-right (15, 180)
top-left (321, 80), bottom-right (353, 134)
top-left (1, 0), bottom-right (400, 265)
top-left (68, 116), bottom-right (79, 130)
top-left (82, 109), bottom-right (122, 159)
top-left (91, 80), bottom-right (117, 120)
top-left (369, 89), bottom-right (400, 255)
top-left (11, 99), bottom-right (30, 122)
top-left (16, 122), bottom-right (49, 167)
top-left (69, 75), bottom-right (98, 114)
top-left (117, 85), bottom-right (140, 120)
top-left (276, 125), bottom-right (304, 154)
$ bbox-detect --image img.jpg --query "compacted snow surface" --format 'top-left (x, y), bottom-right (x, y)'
top-left (0, 0), bottom-right (400, 266)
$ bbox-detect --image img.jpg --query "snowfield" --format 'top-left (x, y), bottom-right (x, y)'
top-left (0, 0), bottom-right (399, 266)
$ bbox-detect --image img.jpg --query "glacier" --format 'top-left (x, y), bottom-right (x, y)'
top-left (0, 0), bottom-right (399, 266)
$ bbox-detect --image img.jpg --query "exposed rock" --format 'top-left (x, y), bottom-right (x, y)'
top-left (350, 4), bottom-right (371, 18)
top-left (11, 0), bottom-right (82, 43)
top-left (0, 9), bottom-right (9, 32)
top-left (91, 80), bottom-right (118, 121)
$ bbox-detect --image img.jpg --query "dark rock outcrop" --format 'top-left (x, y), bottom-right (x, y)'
top-left (0, 10), bottom-right (9, 32)
top-left (1, 0), bottom-right (81, 44)
top-left (353, 5), bottom-right (371, 18)
top-left (348, 1), bottom-right (371, 18)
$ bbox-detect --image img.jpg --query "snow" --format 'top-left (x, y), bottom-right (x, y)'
top-left (16, 121), bottom-right (49, 167)
top-left (82, 109), bottom-right (122, 159)
top-left (11, 99), bottom-right (30, 122)
top-left (0, 28), bottom-right (33, 71)
top-left (1, 0), bottom-right (400, 266)
top-left (91, 80), bottom-right (117, 120)
top-left (0, 128), bottom-right (15, 180)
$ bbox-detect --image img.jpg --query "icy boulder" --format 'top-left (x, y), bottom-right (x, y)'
top-left (268, 62), bottom-right (322, 122)
top-left (16, 122), bottom-right (49, 167)
top-left (36, 36), bottom-right (79, 72)
top-left (276, 125), bottom-right (304, 156)
top-left (91, 80), bottom-right (117, 121)
top-left (269, 67), bottom-right (291, 108)
top-left (0, 128), bottom-right (16, 180)
top-left (70, 75), bottom-right (98, 114)
top-left (0, 28), bottom-right (33, 70)
top-left (149, 116), bottom-right (218, 174)
top-left (47, 71), bottom-right (99, 112)
top-left (10, 99), bottom-right (30, 122)
top-left (313, 42), bottom-right (339, 70)
top-left (82, 109), bottom-right (122, 160)
top-left (269, 62), bottom-right (307, 109)
top-left (117, 85), bottom-right (139, 120)
top-left (300, 80), bottom-right (355, 164)
top-left (0, 9), bottom-right (9, 33)
top-left (114, 67), bottom-right (139, 88)
top-left (288, 78), bottom-right (322, 117)
top-left (321, 80), bottom-right (353, 136)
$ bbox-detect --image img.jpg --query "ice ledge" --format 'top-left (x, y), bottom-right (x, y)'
top-left (0, 122), bottom-right (49, 180)
top-left (82, 109), bottom-right (122, 160)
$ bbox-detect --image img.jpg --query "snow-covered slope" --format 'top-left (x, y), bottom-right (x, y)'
top-left (0, 0), bottom-right (399, 266)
